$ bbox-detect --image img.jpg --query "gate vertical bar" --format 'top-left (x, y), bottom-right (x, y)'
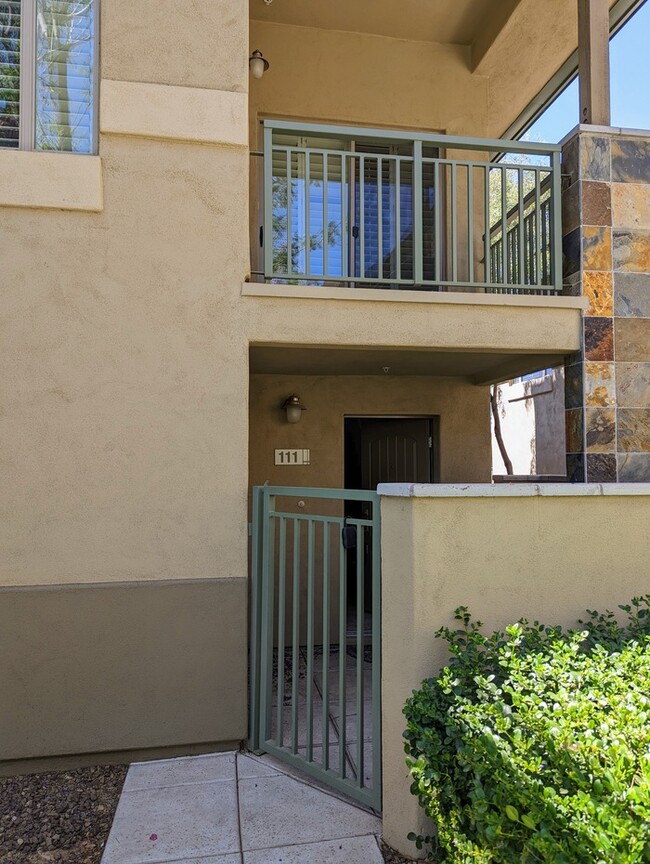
top-left (258, 487), bottom-right (275, 745)
top-left (291, 518), bottom-right (301, 754)
top-left (371, 495), bottom-right (382, 810)
top-left (306, 519), bottom-right (315, 762)
top-left (276, 517), bottom-right (287, 746)
top-left (322, 520), bottom-right (331, 771)
top-left (356, 527), bottom-right (365, 787)
top-left (249, 486), bottom-right (263, 751)
top-left (338, 533), bottom-right (347, 779)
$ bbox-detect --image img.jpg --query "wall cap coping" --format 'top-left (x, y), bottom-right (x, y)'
top-left (242, 282), bottom-right (589, 310)
top-left (560, 123), bottom-right (650, 147)
top-left (377, 482), bottom-right (650, 498)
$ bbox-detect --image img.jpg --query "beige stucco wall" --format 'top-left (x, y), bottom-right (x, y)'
top-left (249, 374), bottom-right (491, 488)
top-left (380, 484), bottom-right (650, 855)
top-left (249, 22), bottom-right (489, 141)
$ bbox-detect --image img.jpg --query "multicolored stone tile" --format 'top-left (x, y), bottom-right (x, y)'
top-left (611, 183), bottom-right (650, 230)
top-left (581, 181), bottom-right (611, 226)
top-left (562, 227), bottom-right (580, 279)
top-left (612, 228), bottom-right (650, 272)
top-left (564, 361), bottom-right (583, 410)
top-left (566, 453), bottom-right (585, 482)
top-left (584, 316), bottom-right (614, 361)
top-left (616, 362), bottom-right (650, 408)
top-left (562, 136), bottom-right (579, 188)
top-left (617, 408), bottom-right (650, 452)
top-left (582, 271), bottom-right (613, 316)
top-left (614, 272), bottom-right (650, 317)
top-left (585, 407), bottom-right (616, 453)
top-left (615, 317), bottom-right (650, 361)
top-left (586, 453), bottom-right (617, 483)
top-left (611, 138), bottom-right (650, 184)
top-left (580, 135), bottom-right (610, 182)
top-left (584, 361), bottom-right (615, 406)
top-left (561, 180), bottom-right (580, 236)
top-left (618, 452), bottom-right (650, 482)
top-left (565, 408), bottom-right (584, 454)
top-left (582, 226), bottom-right (612, 271)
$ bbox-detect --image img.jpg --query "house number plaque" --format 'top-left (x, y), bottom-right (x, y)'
top-left (274, 448), bottom-right (311, 466)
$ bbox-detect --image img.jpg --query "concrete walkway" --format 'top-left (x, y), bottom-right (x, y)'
top-left (101, 751), bottom-right (383, 864)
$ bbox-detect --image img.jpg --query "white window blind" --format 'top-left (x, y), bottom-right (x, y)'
top-left (0, 1), bottom-right (21, 147)
top-left (0, 0), bottom-right (97, 153)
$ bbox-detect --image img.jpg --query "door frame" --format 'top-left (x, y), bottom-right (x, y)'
top-left (343, 414), bottom-right (440, 488)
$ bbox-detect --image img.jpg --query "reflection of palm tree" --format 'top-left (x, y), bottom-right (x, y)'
top-left (36, 0), bottom-right (94, 152)
top-left (0, 2), bottom-right (20, 147)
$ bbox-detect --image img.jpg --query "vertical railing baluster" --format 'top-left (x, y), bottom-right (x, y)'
top-left (501, 166), bottom-right (508, 289)
top-left (305, 151), bottom-right (311, 278)
top-left (467, 164), bottom-right (474, 285)
top-left (518, 168), bottom-right (525, 290)
top-left (377, 157), bottom-right (383, 280)
top-left (306, 518), bottom-right (315, 762)
top-left (263, 126), bottom-right (273, 280)
top-left (291, 517), bottom-right (300, 754)
top-left (356, 524), bottom-right (364, 787)
top-left (451, 162), bottom-right (458, 284)
top-left (534, 169), bottom-right (542, 287)
top-left (414, 140), bottom-right (423, 286)
top-left (276, 517), bottom-right (287, 746)
top-left (338, 528), bottom-right (347, 779)
top-left (249, 487), bottom-right (262, 750)
top-left (484, 163), bottom-right (491, 288)
top-left (323, 153), bottom-right (328, 279)
top-left (359, 155), bottom-right (365, 280)
top-left (341, 154), bottom-right (348, 281)
top-left (551, 150), bottom-right (562, 292)
top-left (434, 159), bottom-right (441, 285)
top-left (322, 520), bottom-right (330, 772)
top-left (395, 159), bottom-right (401, 282)
top-left (286, 150), bottom-right (293, 278)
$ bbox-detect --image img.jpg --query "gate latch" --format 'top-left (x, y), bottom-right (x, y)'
top-left (341, 517), bottom-right (357, 549)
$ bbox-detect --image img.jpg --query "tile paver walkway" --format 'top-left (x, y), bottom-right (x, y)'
top-left (101, 751), bottom-right (383, 864)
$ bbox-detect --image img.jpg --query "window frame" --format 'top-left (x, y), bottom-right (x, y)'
top-left (14, 0), bottom-right (99, 154)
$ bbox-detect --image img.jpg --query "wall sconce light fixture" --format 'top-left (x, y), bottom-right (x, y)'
top-left (282, 394), bottom-right (306, 424)
top-left (249, 50), bottom-right (270, 79)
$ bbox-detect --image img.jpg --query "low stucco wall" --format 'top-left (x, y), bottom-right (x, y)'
top-left (0, 578), bottom-right (247, 769)
top-left (380, 483), bottom-right (650, 856)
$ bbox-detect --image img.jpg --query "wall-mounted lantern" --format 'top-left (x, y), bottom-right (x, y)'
top-left (282, 394), bottom-right (306, 424)
top-left (249, 50), bottom-right (270, 79)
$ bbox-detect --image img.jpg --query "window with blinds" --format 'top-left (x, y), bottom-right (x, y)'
top-left (0, 1), bottom-right (20, 148)
top-left (0, 0), bottom-right (97, 152)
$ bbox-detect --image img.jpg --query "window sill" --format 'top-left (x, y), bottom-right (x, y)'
top-left (0, 150), bottom-right (102, 212)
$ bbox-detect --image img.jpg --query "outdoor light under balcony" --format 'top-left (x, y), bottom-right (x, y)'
top-left (282, 394), bottom-right (306, 424)
top-left (249, 50), bottom-right (269, 79)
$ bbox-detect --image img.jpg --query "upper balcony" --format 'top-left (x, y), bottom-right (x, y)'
top-left (250, 120), bottom-right (562, 298)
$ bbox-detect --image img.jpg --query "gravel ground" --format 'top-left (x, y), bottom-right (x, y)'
top-left (0, 765), bottom-right (127, 864)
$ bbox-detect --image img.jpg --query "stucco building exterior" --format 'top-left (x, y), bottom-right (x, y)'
top-left (2, 0), bottom-right (650, 851)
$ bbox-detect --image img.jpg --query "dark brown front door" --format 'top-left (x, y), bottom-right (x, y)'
top-left (345, 417), bottom-right (434, 490)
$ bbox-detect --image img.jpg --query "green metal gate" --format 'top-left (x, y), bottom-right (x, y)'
top-left (249, 485), bottom-right (382, 811)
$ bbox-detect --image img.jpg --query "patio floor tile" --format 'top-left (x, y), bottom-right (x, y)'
top-left (123, 752), bottom-right (236, 792)
top-left (102, 781), bottom-right (240, 863)
top-left (243, 834), bottom-right (384, 863)
top-left (238, 772), bottom-right (381, 852)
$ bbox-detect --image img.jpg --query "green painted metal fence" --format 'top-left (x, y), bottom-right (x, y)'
top-left (255, 119), bottom-right (562, 295)
top-left (249, 485), bottom-right (382, 811)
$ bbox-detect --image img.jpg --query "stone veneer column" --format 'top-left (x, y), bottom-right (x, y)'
top-left (562, 128), bottom-right (650, 482)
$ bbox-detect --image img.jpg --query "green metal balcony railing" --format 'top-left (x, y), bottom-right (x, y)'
top-left (253, 119), bottom-right (563, 295)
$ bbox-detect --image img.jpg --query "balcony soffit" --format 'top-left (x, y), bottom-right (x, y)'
top-left (249, 0), bottom-right (506, 46)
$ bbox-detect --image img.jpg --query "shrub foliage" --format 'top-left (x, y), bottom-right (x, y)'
top-left (403, 598), bottom-right (650, 863)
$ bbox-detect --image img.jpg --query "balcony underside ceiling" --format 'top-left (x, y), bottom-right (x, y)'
top-left (249, 345), bottom-right (567, 387)
top-left (249, 0), bottom-right (512, 46)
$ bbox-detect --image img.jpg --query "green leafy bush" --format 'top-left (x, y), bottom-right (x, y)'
top-left (403, 598), bottom-right (650, 863)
